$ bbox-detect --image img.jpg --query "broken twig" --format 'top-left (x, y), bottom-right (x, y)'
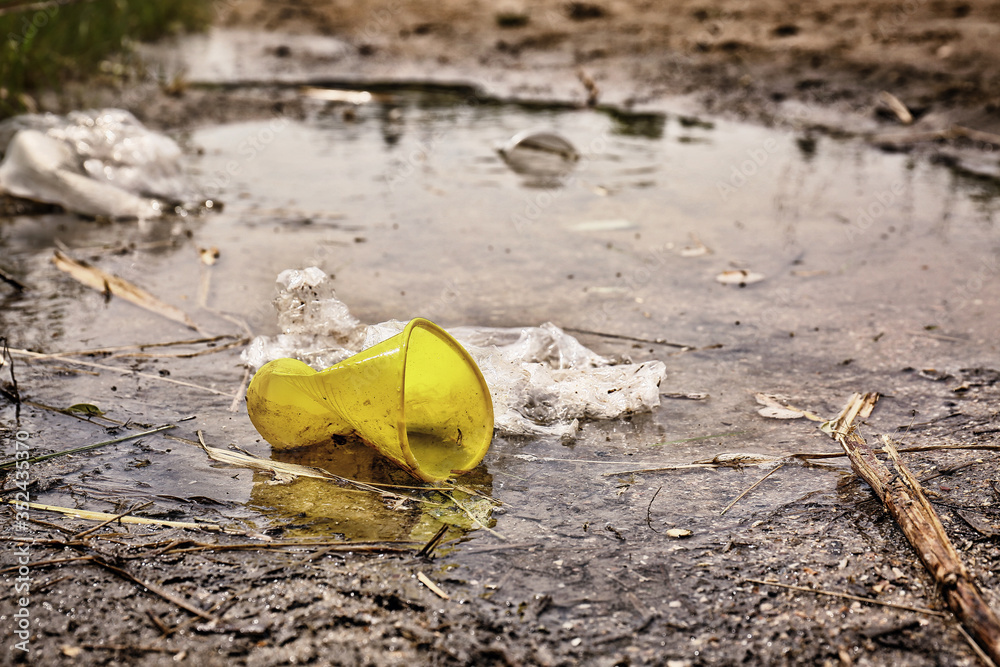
top-left (827, 392), bottom-right (1000, 664)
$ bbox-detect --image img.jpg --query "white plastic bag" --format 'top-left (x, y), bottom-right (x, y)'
top-left (0, 109), bottom-right (197, 218)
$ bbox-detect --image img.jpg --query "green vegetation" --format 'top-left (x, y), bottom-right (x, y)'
top-left (0, 0), bottom-right (213, 117)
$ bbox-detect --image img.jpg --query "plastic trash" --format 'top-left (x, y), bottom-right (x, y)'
top-left (497, 130), bottom-right (579, 180)
top-left (0, 108), bottom-right (200, 218)
top-left (246, 318), bottom-right (495, 483)
top-left (243, 268), bottom-right (667, 439)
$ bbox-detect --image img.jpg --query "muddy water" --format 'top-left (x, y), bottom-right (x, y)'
top-left (2, 85), bottom-right (998, 548)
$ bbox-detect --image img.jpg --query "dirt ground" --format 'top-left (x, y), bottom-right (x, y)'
top-left (216, 0), bottom-right (1000, 133)
top-left (2, 1), bottom-right (1000, 665)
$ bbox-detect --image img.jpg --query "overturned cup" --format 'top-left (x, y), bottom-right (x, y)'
top-left (246, 318), bottom-right (495, 482)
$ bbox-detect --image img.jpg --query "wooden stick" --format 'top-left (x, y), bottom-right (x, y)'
top-left (827, 392), bottom-right (1000, 664)
top-left (416, 571), bottom-right (450, 600)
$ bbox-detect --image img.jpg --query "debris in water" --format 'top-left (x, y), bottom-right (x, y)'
top-left (826, 392), bottom-right (1000, 663)
top-left (577, 68), bottom-right (600, 106)
top-left (246, 318), bottom-right (495, 483)
top-left (568, 218), bottom-right (636, 232)
top-left (498, 130), bottom-right (580, 180)
top-left (300, 87), bottom-right (376, 105)
top-left (878, 91), bottom-right (914, 125)
top-left (242, 268), bottom-right (667, 437)
top-left (662, 391), bottom-right (709, 400)
top-left (716, 269), bottom-right (765, 286)
top-left (753, 393), bottom-right (822, 420)
top-left (52, 250), bottom-right (199, 330)
top-left (0, 109), bottom-right (201, 218)
top-left (198, 247), bottom-right (221, 266)
top-left (416, 571), bottom-right (450, 600)
top-left (680, 233), bottom-right (712, 257)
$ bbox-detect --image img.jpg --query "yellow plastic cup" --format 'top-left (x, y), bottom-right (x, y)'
top-left (246, 318), bottom-right (495, 482)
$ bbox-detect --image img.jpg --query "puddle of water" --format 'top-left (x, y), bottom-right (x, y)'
top-left (2, 84), bottom-right (998, 545)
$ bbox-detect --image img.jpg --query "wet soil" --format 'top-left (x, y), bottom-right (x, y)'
top-left (1, 2), bottom-right (1000, 666)
top-left (216, 0), bottom-right (1000, 136)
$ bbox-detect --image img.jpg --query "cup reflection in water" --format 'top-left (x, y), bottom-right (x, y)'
top-left (250, 440), bottom-right (494, 542)
top-left (246, 318), bottom-right (495, 483)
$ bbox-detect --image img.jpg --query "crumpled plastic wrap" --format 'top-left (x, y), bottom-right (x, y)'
top-left (242, 268), bottom-right (667, 437)
top-left (0, 108), bottom-right (199, 218)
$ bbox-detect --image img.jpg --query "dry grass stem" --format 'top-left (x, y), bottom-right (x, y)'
top-left (9, 347), bottom-right (235, 396)
top-left (52, 250), bottom-right (199, 330)
top-left (744, 578), bottom-right (947, 617)
top-left (720, 464), bottom-right (785, 516)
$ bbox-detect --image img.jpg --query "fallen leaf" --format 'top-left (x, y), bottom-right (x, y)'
top-left (198, 246), bottom-right (220, 266)
top-left (661, 391), bottom-right (710, 400)
top-left (754, 393), bottom-right (823, 421)
top-left (680, 245), bottom-right (710, 257)
top-left (680, 232), bottom-right (712, 257)
top-left (65, 403), bottom-right (104, 416)
top-left (758, 405), bottom-right (806, 419)
top-left (879, 90), bottom-right (913, 125)
top-left (569, 219), bottom-right (636, 232)
top-left (716, 269), bottom-right (765, 286)
top-left (52, 250), bottom-right (198, 330)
